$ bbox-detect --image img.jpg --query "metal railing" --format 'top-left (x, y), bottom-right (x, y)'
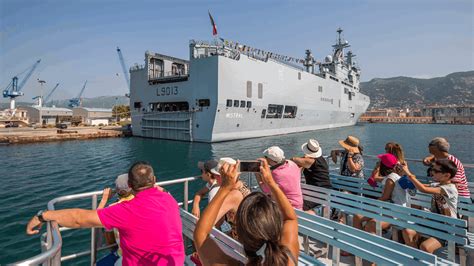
top-left (12, 176), bottom-right (199, 266)
top-left (11, 155), bottom-right (473, 265)
top-left (149, 70), bottom-right (188, 80)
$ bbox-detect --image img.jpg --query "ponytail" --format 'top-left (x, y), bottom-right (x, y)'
top-left (262, 241), bottom-right (290, 266)
top-left (245, 241), bottom-right (290, 266)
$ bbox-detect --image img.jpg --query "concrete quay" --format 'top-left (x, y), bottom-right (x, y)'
top-left (0, 126), bottom-right (129, 145)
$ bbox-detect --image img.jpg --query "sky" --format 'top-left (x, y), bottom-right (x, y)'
top-left (0, 0), bottom-right (473, 102)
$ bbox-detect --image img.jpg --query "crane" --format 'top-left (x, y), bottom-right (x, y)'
top-left (68, 80), bottom-right (87, 108)
top-left (33, 83), bottom-right (60, 107)
top-left (3, 59), bottom-right (41, 110)
top-left (116, 47), bottom-right (130, 97)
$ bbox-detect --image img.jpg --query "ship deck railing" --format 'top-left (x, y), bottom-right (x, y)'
top-left (11, 156), bottom-right (474, 265)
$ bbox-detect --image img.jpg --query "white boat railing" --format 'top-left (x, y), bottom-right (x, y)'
top-left (10, 155), bottom-right (473, 265)
top-left (11, 176), bottom-right (199, 266)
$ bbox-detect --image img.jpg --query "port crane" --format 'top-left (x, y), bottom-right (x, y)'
top-left (68, 80), bottom-right (87, 108)
top-left (2, 59), bottom-right (41, 110)
top-left (116, 47), bottom-right (130, 97)
top-left (32, 83), bottom-right (60, 107)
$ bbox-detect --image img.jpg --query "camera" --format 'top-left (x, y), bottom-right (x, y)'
top-left (239, 160), bottom-right (261, 172)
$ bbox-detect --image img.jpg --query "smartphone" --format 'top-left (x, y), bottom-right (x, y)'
top-left (239, 160), bottom-right (261, 172)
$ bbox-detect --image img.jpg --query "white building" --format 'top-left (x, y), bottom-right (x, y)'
top-left (23, 106), bottom-right (73, 125)
top-left (72, 107), bottom-right (113, 126)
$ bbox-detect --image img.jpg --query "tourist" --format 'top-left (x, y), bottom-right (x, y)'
top-left (423, 137), bottom-right (470, 198)
top-left (191, 160), bottom-right (221, 218)
top-left (368, 142), bottom-right (407, 185)
top-left (353, 153), bottom-right (408, 233)
top-left (331, 135), bottom-right (365, 178)
top-left (399, 159), bottom-right (459, 254)
top-left (257, 146), bottom-right (303, 210)
top-left (97, 174), bottom-right (135, 266)
top-left (194, 159), bottom-right (299, 265)
top-left (26, 161), bottom-right (185, 265)
top-left (211, 157), bottom-right (251, 239)
top-left (292, 139), bottom-right (331, 213)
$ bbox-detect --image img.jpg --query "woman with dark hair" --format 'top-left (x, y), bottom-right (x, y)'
top-left (194, 159), bottom-right (299, 266)
top-left (353, 153), bottom-right (408, 234)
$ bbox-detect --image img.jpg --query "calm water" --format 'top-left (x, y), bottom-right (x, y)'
top-left (1, 123), bottom-right (473, 264)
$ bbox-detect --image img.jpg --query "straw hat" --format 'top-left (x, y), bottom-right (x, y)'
top-left (301, 139), bottom-right (323, 158)
top-left (338, 136), bottom-right (360, 153)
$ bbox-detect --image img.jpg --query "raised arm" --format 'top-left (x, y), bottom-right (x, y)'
top-left (396, 165), bottom-right (442, 194)
top-left (423, 155), bottom-right (435, 166)
top-left (194, 162), bottom-right (239, 249)
top-left (26, 209), bottom-right (102, 235)
top-left (371, 162), bottom-right (384, 182)
top-left (258, 158), bottom-right (299, 259)
top-left (192, 186), bottom-right (210, 218)
top-left (347, 153), bottom-right (362, 172)
top-left (291, 156), bottom-right (314, 169)
top-left (97, 188), bottom-right (112, 210)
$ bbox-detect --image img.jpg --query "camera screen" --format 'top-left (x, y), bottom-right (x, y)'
top-left (240, 161), bottom-right (261, 172)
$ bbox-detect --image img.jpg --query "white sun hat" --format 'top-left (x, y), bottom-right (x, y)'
top-left (301, 139), bottom-right (323, 158)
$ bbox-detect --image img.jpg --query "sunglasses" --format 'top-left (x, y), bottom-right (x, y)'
top-left (430, 168), bottom-right (444, 174)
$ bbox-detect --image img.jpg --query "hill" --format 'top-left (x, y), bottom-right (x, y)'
top-left (360, 71), bottom-right (474, 108)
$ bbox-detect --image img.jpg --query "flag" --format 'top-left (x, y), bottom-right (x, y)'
top-left (208, 11), bottom-right (218, 36)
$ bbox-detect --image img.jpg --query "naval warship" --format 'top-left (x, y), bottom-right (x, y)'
top-left (129, 28), bottom-right (370, 142)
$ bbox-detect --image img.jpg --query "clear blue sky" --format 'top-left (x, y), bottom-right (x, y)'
top-left (1, 0), bottom-right (473, 101)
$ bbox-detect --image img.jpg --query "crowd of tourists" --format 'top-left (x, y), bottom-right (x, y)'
top-left (25, 136), bottom-right (470, 265)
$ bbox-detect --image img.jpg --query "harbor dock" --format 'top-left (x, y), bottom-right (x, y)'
top-left (0, 126), bottom-right (128, 145)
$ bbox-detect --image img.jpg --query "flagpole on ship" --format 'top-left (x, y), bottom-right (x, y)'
top-left (208, 10), bottom-right (220, 45)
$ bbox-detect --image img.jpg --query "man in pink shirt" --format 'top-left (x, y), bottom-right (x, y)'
top-left (26, 161), bottom-right (185, 266)
top-left (258, 146), bottom-right (303, 209)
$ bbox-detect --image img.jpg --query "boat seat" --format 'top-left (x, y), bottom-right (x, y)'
top-left (180, 209), bottom-right (325, 266)
top-left (296, 209), bottom-right (438, 265)
top-left (301, 183), bottom-right (469, 265)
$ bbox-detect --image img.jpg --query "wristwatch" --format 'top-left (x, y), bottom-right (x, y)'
top-left (36, 210), bottom-right (46, 223)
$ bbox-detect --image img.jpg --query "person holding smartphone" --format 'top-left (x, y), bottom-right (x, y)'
top-left (194, 159), bottom-right (299, 265)
top-left (257, 146), bottom-right (303, 210)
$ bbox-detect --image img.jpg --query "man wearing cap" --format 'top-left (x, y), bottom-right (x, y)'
top-left (292, 139), bottom-right (332, 213)
top-left (26, 161), bottom-right (185, 266)
top-left (192, 160), bottom-right (221, 218)
top-left (331, 135), bottom-right (365, 178)
top-left (259, 146), bottom-right (303, 210)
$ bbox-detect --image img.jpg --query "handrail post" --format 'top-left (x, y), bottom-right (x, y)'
top-left (45, 222), bottom-right (52, 266)
top-left (184, 180), bottom-right (189, 211)
top-left (90, 194), bottom-right (98, 266)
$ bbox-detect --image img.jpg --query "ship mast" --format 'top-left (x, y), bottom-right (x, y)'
top-left (332, 27), bottom-right (350, 64)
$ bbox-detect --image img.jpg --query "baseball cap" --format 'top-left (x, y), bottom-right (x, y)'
top-left (198, 160), bottom-right (220, 175)
top-left (263, 146), bottom-right (285, 163)
top-left (377, 153), bottom-right (398, 168)
top-left (115, 173), bottom-right (132, 194)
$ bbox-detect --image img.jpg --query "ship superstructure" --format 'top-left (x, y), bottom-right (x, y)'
top-left (130, 28), bottom-right (370, 142)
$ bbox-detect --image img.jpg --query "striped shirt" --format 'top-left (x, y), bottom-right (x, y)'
top-left (448, 154), bottom-right (470, 198)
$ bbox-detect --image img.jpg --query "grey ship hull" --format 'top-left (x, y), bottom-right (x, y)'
top-left (130, 36), bottom-right (370, 142)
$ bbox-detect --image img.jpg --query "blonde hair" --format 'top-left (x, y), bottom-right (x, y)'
top-left (385, 142), bottom-right (406, 165)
